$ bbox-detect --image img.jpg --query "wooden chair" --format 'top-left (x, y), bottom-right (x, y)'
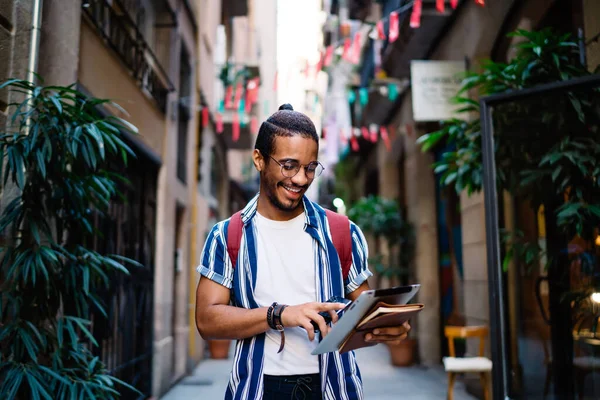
top-left (443, 326), bottom-right (492, 400)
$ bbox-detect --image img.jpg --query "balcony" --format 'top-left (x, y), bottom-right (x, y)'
top-left (81, 0), bottom-right (175, 113)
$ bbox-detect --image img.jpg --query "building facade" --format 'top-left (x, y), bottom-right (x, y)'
top-left (0, 0), bottom-right (234, 397)
top-left (320, 0), bottom-right (600, 399)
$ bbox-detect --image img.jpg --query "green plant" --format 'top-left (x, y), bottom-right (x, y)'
top-left (416, 28), bottom-right (600, 392)
top-left (348, 195), bottom-right (414, 286)
top-left (417, 28), bottom-right (600, 259)
top-left (0, 79), bottom-right (140, 399)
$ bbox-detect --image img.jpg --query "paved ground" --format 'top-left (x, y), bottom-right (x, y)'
top-left (160, 344), bottom-right (477, 399)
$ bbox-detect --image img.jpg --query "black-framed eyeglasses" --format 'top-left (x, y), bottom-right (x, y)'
top-left (269, 156), bottom-right (325, 179)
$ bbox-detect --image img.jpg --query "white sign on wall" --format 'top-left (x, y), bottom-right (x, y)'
top-left (410, 60), bottom-right (466, 122)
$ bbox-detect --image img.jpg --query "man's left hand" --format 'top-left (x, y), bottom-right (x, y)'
top-left (365, 321), bottom-right (411, 345)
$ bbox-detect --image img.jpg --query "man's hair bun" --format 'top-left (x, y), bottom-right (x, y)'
top-left (278, 103), bottom-right (294, 111)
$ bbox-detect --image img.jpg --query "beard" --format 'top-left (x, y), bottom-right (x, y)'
top-left (262, 172), bottom-right (307, 212)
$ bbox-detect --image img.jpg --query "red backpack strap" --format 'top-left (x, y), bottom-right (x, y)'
top-left (227, 211), bottom-right (244, 269)
top-left (324, 209), bottom-right (352, 280)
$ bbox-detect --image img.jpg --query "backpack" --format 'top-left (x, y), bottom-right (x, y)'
top-left (226, 209), bottom-right (353, 280)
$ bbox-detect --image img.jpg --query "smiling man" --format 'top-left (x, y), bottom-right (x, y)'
top-left (195, 104), bottom-right (410, 400)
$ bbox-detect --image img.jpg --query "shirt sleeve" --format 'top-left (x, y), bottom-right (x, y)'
top-left (345, 221), bottom-right (373, 294)
top-left (196, 221), bottom-right (234, 289)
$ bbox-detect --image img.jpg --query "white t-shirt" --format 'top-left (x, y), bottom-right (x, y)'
top-left (253, 211), bottom-right (319, 375)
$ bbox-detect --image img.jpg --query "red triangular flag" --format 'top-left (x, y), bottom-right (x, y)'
top-left (324, 46), bottom-right (334, 66)
top-left (233, 82), bottom-right (243, 109)
top-left (369, 125), bottom-right (378, 143)
top-left (315, 53), bottom-right (323, 77)
top-left (389, 11), bottom-right (399, 42)
top-left (361, 126), bottom-right (370, 140)
top-left (250, 117), bottom-right (258, 134)
top-left (350, 135), bottom-right (359, 151)
top-left (436, 0), bottom-right (445, 13)
top-left (380, 126), bottom-right (391, 151)
top-left (376, 20), bottom-right (386, 40)
top-left (342, 38), bottom-right (352, 61)
top-left (321, 127), bottom-right (327, 139)
top-left (351, 32), bottom-right (362, 64)
top-left (216, 113), bottom-right (223, 133)
top-left (232, 114), bottom-right (240, 142)
top-left (410, 0), bottom-right (422, 28)
top-left (340, 128), bottom-right (348, 145)
top-left (450, 0), bottom-right (458, 9)
top-left (475, 0), bottom-right (485, 6)
top-left (225, 86), bottom-right (233, 109)
top-left (202, 107), bottom-right (209, 128)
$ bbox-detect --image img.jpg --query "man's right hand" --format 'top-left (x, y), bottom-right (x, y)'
top-left (280, 302), bottom-right (347, 341)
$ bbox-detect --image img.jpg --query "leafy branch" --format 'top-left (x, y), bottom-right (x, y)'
top-left (0, 79), bottom-right (141, 399)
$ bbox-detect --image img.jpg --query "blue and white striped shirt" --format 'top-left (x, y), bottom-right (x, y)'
top-left (197, 194), bottom-right (373, 400)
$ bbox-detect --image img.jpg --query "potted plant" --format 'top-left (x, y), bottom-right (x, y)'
top-left (348, 195), bottom-right (416, 366)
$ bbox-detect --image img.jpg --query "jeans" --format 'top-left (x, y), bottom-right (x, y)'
top-left (263, 373), bottom-right (322, 400)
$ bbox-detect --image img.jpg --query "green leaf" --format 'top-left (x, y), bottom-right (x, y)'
top-left (444, 172), bottom-right (458, 186)
top-left (49, 95), bottom-right (63, 114)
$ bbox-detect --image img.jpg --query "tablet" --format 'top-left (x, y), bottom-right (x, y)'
top-left (311, 284), bottom-right (420, 355)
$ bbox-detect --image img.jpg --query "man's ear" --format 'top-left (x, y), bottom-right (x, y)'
top-left (252, 149), bottom-right (264, 172)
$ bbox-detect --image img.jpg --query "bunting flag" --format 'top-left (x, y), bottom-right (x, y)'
top-left (315, 53), bottom-right (323, 77)
top-left (369, 125), bottom-right (378, 143)
top-left (321, 126), bottom-right (327, 139)
top-left (216, 113), bottom-right (223, 133)
top-left (350, 135), bottom-right (359, 152)
top-left (250, 117), bottom-right (259, 134)
top-left (450, 0), bottom-right (458, 9)
top-left (324, 46), bottom-right (334, 67)
top-left (218, 99), bottom-right (225, 113)
top-left (233, 82), bottom-right (243, 109)
top-left (225, 85), bottom-right (233, 109)
top-left (389, 11), bottom-right (399, 43)
top-left (342, 38), bottom-right (352, 61)
top-left (273, 71), bottom-right (278, 91)
top-left (245, 93), bottom-right (253, 113)
top-left (475, 0), bottom-right (485, 5)
top-left (202, 106), bottom-right (209, 128)
top-left (239, 98), bottom-right (245, 114)
top-left (340, 128), bottom-right (348, 145)
top-left (376, 20), bottom-right (386, 40)
top-left (348, 90), bottom-right (356, 104)
top-left (380, 126), bottom-right (391, 151)
top-left (361, 126), bottom-right (370, 140)
top-left (410, 0), bottom-right (422, 28)
top-left (359, 88), bottom-right (368, 106)
top-left (436, 0), bottom-right (445, 12)
top-left (388, 83), bottom-right (399, 101)
top-left (351, 32), bottom-right (362, 64)
top-left (232, 114), bottom-right (240, 142)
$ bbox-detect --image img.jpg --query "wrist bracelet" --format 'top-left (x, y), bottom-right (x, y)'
top-left (267, 302), bottom-right (277, 330)
top-left (266, 302), bottom-right (288, 353)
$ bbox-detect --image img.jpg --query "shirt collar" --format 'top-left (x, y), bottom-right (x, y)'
top-left (240, 193), bottom-right (321, 229)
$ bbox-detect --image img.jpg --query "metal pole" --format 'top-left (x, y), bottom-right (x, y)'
top-left (480, 99), bottom-right (510, 400)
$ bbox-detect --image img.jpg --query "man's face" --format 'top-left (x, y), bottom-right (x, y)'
top-left (259, 135), bottom-right (319, 213)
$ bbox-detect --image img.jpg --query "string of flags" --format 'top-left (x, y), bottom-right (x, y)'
top-left (203, 0), bottom-right (485, 146)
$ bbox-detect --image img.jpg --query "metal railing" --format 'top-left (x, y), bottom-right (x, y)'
top-left (82, 0), bottom-right (175, 113)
